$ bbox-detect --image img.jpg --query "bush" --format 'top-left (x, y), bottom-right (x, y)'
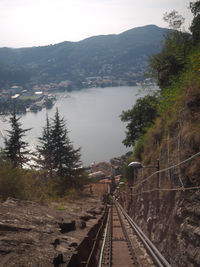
top-left (0, 164), bottom-right (26, 200)
top-left (133, 136), bottom-right (145, 161)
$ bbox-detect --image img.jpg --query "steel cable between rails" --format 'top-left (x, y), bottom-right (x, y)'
top-left (131, 151), bottom-right (200, 189)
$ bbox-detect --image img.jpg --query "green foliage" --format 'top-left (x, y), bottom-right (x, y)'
top-left (37, 115), bottom-right (54, 177)
top-left (148, 2), bottom-right (200, 115)
top-left (122, 156), bottom-right (136, 185)
top-left (148, 31), bottom-right (192, 89)
top-left (73, 208), bottom-right (80, 213)
top-left (0, 163), bottom-right (26, 200)
top-left (157, 43), bottom-right (200, 116)
top-left (55, 205), bottom-right (66, 211)
top-left (37, 109), bottom-right (83, 195)
top-left (0, 155), bottom-right (83, 202)
top-left (122, 2), bottom-right (200, 183)
top-left (190, 15), bottom-right (200, 44)
top-left (0, 108), bottom-right (86, 201)
top-left (51, 109), bottom-right (82, 179)
top-left (0, 62), bottom-right (31, 88)
top-left (0, 25), bottom-right (167, 87)
top-left (0, 98), bottom-right (34, 114)
top-left (149, 2), bottom-right (200, 91)
top-left (189, 1), bottom-right (200, 44)
top-left (4, 111), bottom-right (31, 167)
top-left (133, 136), bottom-right (145, 161)
top-left (43, 98), bottom-right (53, 109)
top-left (0, 161), bottom-right (50, 201)
top-left (190, 1), bottom-right (200, 16)
top-left (163, 10), bottom-right (185, 30)
top-left (120, 95), bottom-right (158, 147)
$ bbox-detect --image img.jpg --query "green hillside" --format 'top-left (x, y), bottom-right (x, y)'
top-left (0, 25), bottom-right (167, 89)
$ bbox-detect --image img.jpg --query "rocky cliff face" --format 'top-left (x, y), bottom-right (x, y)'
top-left (120, 85), bottom-right (200, 266)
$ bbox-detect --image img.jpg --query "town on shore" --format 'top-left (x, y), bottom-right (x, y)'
top-left (0, 74), bottom-right (155, 115)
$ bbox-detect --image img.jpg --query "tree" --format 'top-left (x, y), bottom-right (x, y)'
top-left (148, 11), bottom-right (192, 90)
top-left (4, 111), bottom-right (31, 167)
top-left (38, 109), bottom-right (82, 188)
top-left (51, 109), bottom-right (82, 179)
top-left (189, 1), bottom-right (200, 44)
top-left (120, 95), bottom-right (158, 147)
top-left (37, 115), bottom-right (54, 176)
top-left (163, 10), bottom-right (185, 30)
top-left (190, 1), bottom-right (200, 16)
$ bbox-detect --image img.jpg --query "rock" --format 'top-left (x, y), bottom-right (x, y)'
top-left (58, 221), bottom-right (76, 233)
top-left (80, 215), bottom-right (96, 221)
top-left (77, 220), bottom-right (86, 229)
top-left (51, 238), bottom-right (60, 248)
top-left (53, 253), bottom-right (65, 266)
top-left (69, 242), bottom-right (78, 247)
top-left (86, 206), bottom-right (104, 216)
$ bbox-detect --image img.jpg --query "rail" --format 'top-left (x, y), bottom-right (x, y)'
top-left (116, 200), bottom-right (171, 267)
top-left (98, 203), bottom-right (137, 266)
top-left (114, 203), bottom-right (139, 266)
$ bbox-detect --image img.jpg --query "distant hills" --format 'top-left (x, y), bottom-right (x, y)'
top-left (0, 25), bottom-right (168, 89)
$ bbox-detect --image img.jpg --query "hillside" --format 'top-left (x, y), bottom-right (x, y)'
top-left (0, 25), bottom-right (167, 89)
top-left (124, 66), bottom-right (200, 266)
top-left (118, 9), bottom-right (200, 265)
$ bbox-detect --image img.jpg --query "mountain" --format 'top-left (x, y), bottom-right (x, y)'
top-left (0, 25), bottom-right (167, 89)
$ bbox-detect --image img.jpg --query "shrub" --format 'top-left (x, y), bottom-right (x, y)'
top-left (133, 136), bottom-right (145, 161)
top-left (0, 164), bottom-right (26, 200)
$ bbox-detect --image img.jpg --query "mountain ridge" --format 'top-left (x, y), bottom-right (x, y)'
top-left (0, 24), bottom-right (168, 89)
top-left (1, 24), bottom-right (165, 49)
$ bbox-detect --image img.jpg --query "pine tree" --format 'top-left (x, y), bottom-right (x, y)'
top-left (37, 109), bottom-right (82, 187)
top-left (51, 109), bottom-right (82, 179)
top-left (37, 115), bottom-right (54, 176)
top-left (4, 111), bottom-right (31, 168)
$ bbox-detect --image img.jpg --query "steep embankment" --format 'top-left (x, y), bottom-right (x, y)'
top-left (120, 49), bottom-right (200, 266)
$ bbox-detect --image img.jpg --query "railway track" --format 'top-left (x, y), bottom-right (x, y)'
top-left (98, 200), bottom-right (171, 267)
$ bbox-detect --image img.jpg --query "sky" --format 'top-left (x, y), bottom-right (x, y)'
top-left (0, 0), bottom-right (194, 48)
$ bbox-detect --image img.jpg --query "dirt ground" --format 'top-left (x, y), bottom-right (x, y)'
top-left (0, 196), bottom-right (104, 267)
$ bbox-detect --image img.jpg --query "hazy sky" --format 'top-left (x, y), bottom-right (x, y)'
top-left (0, 0), bottom-right (193, 48)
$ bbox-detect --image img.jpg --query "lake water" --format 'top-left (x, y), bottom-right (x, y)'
top-left (0, 86), bottom-right (146, 166)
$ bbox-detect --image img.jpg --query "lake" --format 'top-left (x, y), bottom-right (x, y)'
top-left (0, 86), bottom-right (147, 166)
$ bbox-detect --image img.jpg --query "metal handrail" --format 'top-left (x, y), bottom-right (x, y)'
top-left (86, 208), bottom-right (108, 267)
top-left (98, 207), bottom-right (111, 267)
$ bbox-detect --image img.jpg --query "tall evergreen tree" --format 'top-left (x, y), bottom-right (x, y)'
top-left (37, 115), bottom-right (54, 176)
top-left (51, 109), bottom-right (82, 179)
top-left (37, 109), bottom-right (82, 187)
top-left (4, 111), bottom-right (31, 167)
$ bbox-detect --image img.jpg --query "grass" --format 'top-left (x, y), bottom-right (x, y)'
top-left (73, 208), bottom-right (80, 213)
top-left (20, 96), bottom-right (39, 101)
top-left (55, 204), bottom-right (66, 211)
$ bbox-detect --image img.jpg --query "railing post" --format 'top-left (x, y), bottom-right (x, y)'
top-left (157, 159), bottom-right (160, 214)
